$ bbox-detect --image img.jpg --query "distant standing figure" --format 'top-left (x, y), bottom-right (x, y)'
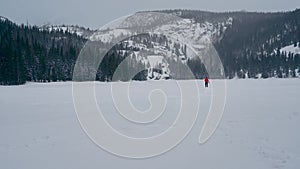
top-left (204, 77), bottom-right (209, 88)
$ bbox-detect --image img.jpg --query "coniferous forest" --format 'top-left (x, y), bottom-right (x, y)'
top-left (0, 18), bottom-right (85, 85)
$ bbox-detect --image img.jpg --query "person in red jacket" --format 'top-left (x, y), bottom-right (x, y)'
top-left (204, 77), bottom-right (209, 88)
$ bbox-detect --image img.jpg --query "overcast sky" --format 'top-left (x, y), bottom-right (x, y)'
top-left (1, 0), bottom-right (299, 29)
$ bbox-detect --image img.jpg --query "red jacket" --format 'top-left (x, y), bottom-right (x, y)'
top-left (204, 77), bottom-right (209, 83)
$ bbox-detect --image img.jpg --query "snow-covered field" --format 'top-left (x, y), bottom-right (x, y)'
top-left (1, 79), bottom-right (300, 169)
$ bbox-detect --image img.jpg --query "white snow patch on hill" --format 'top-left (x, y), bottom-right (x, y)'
top-left (146, 55), bottom-right (170, 80)
top-left (0, 16), bottom-right (8, 22)
top-left (280, 43), bottom-right (300, 55)
top-left (39, 25), bottom-right (94, 38)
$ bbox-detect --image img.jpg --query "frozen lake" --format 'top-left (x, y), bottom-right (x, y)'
top-left (0, 79), bottom-right (300, 169)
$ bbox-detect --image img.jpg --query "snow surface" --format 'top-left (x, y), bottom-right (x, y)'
top-left (1, 79), bottom-right (300, 169)
top-left (280, 43), bottom-right (300, 55)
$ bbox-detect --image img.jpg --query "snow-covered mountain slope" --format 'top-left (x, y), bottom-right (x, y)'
top-left (90, 17), bottom-right (232, 47)
top-left (153, 17), bottom-right (233, 50)
top-left (87, 13), bottom-right (232, 80)
top-left (1, 79), bottom-right (300, 169)
top-left (89, 28), bottom-right (132, 43)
